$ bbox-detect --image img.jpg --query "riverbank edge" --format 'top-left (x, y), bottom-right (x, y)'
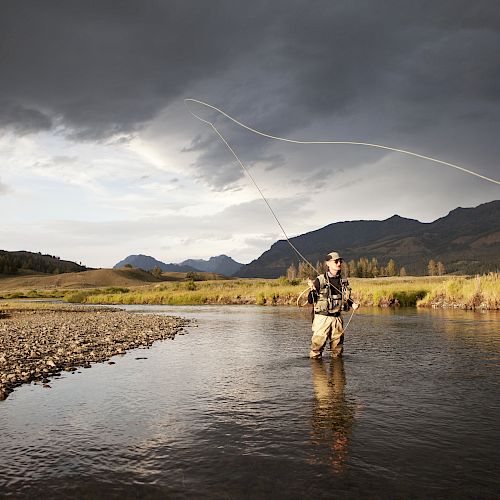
top-left (92, 296), bottom-right (498, 310)
top-left (83, 289), bottom-right (499, 310)
top-left (1, 274), bottom-right (498, 310)
top-left (0, 305), bottom-right (189, 401)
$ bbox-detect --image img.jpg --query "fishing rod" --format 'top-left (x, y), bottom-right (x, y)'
top-left (184, 97), bottom-right (499, 271)
top-left (184, 98), bottom-right (499, 323)
top-left (184, 99), bottom-right (357, 332)
top-left (184, 99), bottom-right (320, 276)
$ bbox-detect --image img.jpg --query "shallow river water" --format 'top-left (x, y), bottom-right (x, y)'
top-left (1, 306), bottom-right (499, 499)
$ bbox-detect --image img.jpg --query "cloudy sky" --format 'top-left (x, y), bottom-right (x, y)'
top-left (1, 1), bottom-right (499, 268)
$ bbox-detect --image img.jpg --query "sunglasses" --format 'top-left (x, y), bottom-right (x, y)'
top-left (326, 256), bottom-right (343, 263)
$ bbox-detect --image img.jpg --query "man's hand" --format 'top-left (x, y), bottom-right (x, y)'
top-left (307, 278), bottom-right (315, 290)
top-left (352, 302), bottom-right (359, 310)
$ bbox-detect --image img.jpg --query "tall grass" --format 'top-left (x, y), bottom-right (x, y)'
top-left (83, 279), bottom-right (301, 306)
top-left (79, 276), bottom-right (450, 307)
top-left (64, 287), bottom-right (129, 303)
top-left (1, 275), bottom-right (497, 309)
top-left (349, 276), bottom-right (445, 307)
top-left (417, 273), bottom-right (499, 309)
top-left (0, 289), bottom-right (67, 300)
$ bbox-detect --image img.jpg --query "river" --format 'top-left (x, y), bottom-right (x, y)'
top-left (1, 306), bottom-right (499, 498)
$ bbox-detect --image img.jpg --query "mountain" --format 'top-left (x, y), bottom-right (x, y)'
top-left (0, 250), bottom-right (88, 275)
top-left (113, 254), bottom-right (197, 273)
top-left (114, 254), bottom-right (243, 276)
top-left (236, 200), bottom-right (500, 277)
top-left (181, 255), bottom-right (243, 276)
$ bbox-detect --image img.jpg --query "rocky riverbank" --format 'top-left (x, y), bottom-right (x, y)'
top-left (0, 305), bottom-right (188, 400)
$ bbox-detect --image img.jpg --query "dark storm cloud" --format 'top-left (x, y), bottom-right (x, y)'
top-left (180, 0), bottom-right (500, 188)
top-left (1, 0), bottom-right (499, 186)
top-left (0, 0), bottom-right (280, 137)
top-left (0, 102), bottom-right (52, 134)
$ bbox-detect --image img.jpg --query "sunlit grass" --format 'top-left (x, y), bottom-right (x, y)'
top-left (417, 273), bottom-right (499, 309)
top-left (1, 275), bottom-right (497, 309)
top-left (83, 279), bottom-right (302, 306)
top-left (349, 276), bottom-right (451, 307)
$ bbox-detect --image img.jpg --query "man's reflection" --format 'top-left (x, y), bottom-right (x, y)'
top-left (310, 358), bottom-right (354, 473)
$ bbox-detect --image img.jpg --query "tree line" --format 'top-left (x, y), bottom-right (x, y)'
top-left (286, 257), bottom-right (447, 280)
top-left (0, 251), bottom-right (85, 275)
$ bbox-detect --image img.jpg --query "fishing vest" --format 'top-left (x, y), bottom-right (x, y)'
top-left (313, 274), bottom-right (352, 315)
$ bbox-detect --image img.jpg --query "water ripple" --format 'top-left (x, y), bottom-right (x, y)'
top-left (1, 306), bottom-right (499, 498)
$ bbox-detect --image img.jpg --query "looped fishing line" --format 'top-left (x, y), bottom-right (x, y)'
top-left (185, 98), bottom-right (500, 185)
top-left (185, 98), bottom-right (499, 324)
top-left (185, 98), bottom-right (499, 270)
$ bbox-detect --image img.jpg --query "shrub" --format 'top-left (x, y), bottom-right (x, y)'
top-left (103, 287), bottom-right (129, 294)
top-left (64, 290), bottom-right (94, 303)
top-left (256, 292), bottom-right (266, 305)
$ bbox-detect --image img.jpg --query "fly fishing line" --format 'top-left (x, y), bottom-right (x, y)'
top-left (185, 98), bottom-right (499, 323)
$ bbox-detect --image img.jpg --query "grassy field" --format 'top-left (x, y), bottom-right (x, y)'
top-left (417, 273), bottom-right (499, 310)
top-left (1, 274), bottom-right (497, 309)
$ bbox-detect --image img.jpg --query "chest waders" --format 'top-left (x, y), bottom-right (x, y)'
top-left (313, 274), bottom-right (352, 315)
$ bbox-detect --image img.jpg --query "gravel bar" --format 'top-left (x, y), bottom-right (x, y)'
top-left (0, 306), bottom-right (189, 400)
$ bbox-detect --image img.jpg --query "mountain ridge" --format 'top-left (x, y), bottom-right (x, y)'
top-left (236, 200), bottom-right (500, 277)
top-left (114, 254), bottom-right (243, 276)
top-left (2, 201), bottom-right (497, 279)
top-left (180, 255), bottom-right (242, 276)
top-left (113, 254), bottom-right (198, 273)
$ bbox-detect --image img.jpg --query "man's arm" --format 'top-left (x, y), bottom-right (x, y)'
top-left (307, 277), bottom-right (320, 304)
top-left (343, 280), bottom-right (359, 310)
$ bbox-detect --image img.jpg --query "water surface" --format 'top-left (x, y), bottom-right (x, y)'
top-left (1, 306), bottom-right (499, 498)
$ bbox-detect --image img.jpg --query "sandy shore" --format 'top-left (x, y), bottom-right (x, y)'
top-left (0, 305), bottom-right (188, 400)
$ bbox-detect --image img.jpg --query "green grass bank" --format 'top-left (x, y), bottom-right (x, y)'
top-left (2, 275), bottom-right (497, 310)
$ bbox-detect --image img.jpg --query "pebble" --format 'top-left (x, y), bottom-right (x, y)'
top-left (0, 306), bottom-right (188, 400)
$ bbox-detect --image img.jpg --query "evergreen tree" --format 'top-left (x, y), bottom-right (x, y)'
top-left (348, 260), bottom-right (357, 277)
top-left (151, 266), bottom-right (163, 278)
top-left (358, 257), bottom-right (369, 277)
top-left (298, 261), bottom-right (312, 279)
top-left (428, 259), bottom-right (437, 276)
top-left (314, 260), bottom-right (326, 275)
top-left (386, 259), bottom-right (397, 277)
top-left (399, 266), bottom-right (407, 277)
top-left (437, 261), bottom-right (446, 276)
top-left (286, 263), bottom-right (298, 281)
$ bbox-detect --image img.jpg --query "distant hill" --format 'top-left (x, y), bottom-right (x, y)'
top-left (114, 254), bottom-right (243, 276)
top-left (0, 250), bottom-right (87, 275)
top-left (0, 268), bottom-right (160, 291)
top-left (236, 200), bottom-right (500, 277)
top-left (181, 255), bottom-right (242, 276)
top-left (114, 254), bottom-right (197, 273)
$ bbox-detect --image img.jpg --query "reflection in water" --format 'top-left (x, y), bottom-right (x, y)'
top-left (310, 358), bottom-right (354, 473)
top-left (1, 306), bottom-right (499, 498)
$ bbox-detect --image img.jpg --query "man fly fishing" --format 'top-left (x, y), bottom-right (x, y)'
top-left (307, 252), bottom-right (359, 359)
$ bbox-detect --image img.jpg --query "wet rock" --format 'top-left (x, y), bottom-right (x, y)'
top-left (0, 305), bottom-right (188, 400)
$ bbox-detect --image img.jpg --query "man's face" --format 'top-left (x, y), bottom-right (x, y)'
top-left (326, 258), bottom-right (343, 274)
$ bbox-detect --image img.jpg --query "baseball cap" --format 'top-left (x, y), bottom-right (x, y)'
top-left (326, 251), bottom-right (342, 261)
